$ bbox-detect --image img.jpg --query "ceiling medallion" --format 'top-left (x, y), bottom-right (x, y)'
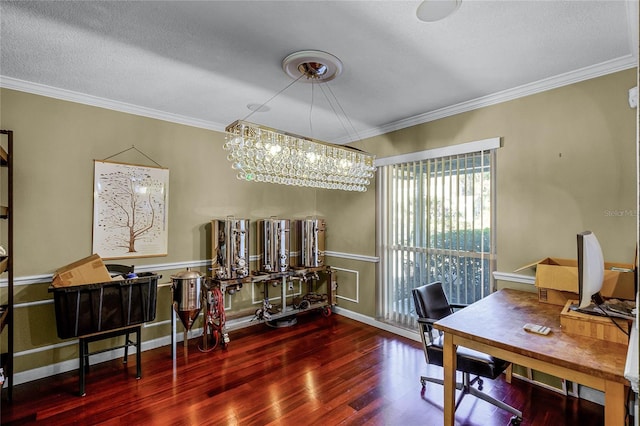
top-left (282, 50), bottom-right (343, 82)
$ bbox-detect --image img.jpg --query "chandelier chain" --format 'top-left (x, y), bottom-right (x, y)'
top-left (320, 82), bottom-right (362, 143)
top-left (241, 73), bottom-right (306, 122)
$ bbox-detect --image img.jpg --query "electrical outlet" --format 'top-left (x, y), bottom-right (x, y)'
top-left (628, 86), bottom-right (638, 108)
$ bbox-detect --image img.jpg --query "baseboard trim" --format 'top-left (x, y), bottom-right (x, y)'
top-left (332, 307), bottom-right (420, 343)
top-left (13, 306), bottom-right (601, 409)
top-left (12, 327), bottom-right (203, 386)
top-left (12, 309), bottom-right (419, 386)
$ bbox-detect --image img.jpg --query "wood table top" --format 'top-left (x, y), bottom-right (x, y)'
top-left (434, 288), bottom-right (629, 384)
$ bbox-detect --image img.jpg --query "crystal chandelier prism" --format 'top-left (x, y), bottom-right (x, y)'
top-left (223, 50), bottom-right (376, 192)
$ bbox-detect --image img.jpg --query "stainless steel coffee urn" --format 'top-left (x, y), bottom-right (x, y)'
top-left (171, 268), bottom-right (203, 344)
top-left (297, 217), bottom-right (325, 267)
top-left (257, 217), bottom-right (290, 273)
top-left (212, 217), bottom-right (250, 279)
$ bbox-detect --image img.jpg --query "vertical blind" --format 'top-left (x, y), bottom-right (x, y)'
top-left (378, 147), bottom-right (497, 329)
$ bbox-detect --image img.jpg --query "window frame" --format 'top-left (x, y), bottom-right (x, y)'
top-left (375, 137), bottom-right (501, 328)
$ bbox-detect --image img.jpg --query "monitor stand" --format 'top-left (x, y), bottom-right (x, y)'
top-left (570, 302), bottom-right (605, 317)
top-left (570, 300), bottom-right (636, 321)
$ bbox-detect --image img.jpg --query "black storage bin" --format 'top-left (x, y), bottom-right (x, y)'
top-left (49, 273), bottom-right (158, 339)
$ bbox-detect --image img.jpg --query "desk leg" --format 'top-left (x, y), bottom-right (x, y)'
top-left (442, 332), bottom-right (456, 426)
top-left (604, 380), bottom-right (626, 426)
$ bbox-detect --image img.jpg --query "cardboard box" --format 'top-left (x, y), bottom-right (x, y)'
top-left (537, 288), bottom-right (575, 306)
top-left (516, 257), bottom-right (636, 305)
top-left (560, 300), bottom-right (630, 344)
top-left (52, 254), bottom-right (112, 288)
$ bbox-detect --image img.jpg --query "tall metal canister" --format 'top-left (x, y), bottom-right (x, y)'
top-left (297, 217), bottom-right (325, 267)
top-left (257, 217), bottom-right (290, 272)
top-left (212, 217), bottom-right (250, 279)
top-left (170, 268), bottom-right (203, 345)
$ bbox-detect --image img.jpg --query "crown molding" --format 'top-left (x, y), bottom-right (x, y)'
top-left (337, 55), bottom-right (638, 144)
top-left (2, 54), bottom-right (637, 143)
top-left (0, 76), bottom-right (228, 132)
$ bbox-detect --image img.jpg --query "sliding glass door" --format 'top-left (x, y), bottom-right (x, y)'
top-left (378, 143), bottom-right (497, 329)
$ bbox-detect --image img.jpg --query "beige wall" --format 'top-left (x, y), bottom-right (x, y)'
top-left (0, 67), bottom-right (637, 379)
top-left (1, 90), bottom-right (328, 275)
top-left (320, 68), bottom-right (637, 318)
top-left (348, 68), bottom-right (637, 274)
top-left (0, 88), bottom-right (335, 375)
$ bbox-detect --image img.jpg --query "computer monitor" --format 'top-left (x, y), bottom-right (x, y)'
top-left (577, 231), bottom-right (605, 309)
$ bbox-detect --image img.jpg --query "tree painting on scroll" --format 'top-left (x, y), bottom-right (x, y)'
top-left (93, 160), bottom-right (169, 259)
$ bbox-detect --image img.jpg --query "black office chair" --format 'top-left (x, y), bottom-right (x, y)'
top-left (412, 282), bottom-right (522, 425)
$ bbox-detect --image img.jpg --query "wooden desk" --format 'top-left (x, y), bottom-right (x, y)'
top-left (434, 289), bottom-right (629, 426)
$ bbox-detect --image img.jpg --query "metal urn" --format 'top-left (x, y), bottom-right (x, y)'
top-left (211, 217), bottom-right (250, 279)
top-left (297, 217), bottom-right (326, 267)
top-left (257, 217), bottom-right (290, 273)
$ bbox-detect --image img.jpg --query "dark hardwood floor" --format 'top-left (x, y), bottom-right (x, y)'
top-left (1, 313), bottom-right (605, 425)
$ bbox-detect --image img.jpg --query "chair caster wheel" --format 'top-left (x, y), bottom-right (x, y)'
top-left (477, 377), bottom-right (484, 390)
top-left (509, 416), bottom-right (522, 425)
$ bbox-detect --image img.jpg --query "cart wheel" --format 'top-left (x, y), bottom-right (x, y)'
top-left (509, 416), bottom-right (523, 425)
top-left (220, 333), bottom-right (229, 349)
top-left (322, 306), bottom-right (332, 317)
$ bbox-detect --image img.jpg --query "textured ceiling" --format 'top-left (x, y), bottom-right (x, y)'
top-left (1, 1), bottom-right (638, 143)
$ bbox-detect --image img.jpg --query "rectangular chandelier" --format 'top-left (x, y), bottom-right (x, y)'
top-left (223, 120), bottom-right (376, 192)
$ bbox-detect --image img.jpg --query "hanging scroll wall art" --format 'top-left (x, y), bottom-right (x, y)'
top-left (93, 160), bottom-right (169, 259)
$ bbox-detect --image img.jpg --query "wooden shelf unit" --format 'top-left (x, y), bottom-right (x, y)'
top-left (0, 146), bottom-right (7, 166)
top-left (0, 129), bottom-right (14, 402)
top-left (0, 305), bottom-right (8, 331)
